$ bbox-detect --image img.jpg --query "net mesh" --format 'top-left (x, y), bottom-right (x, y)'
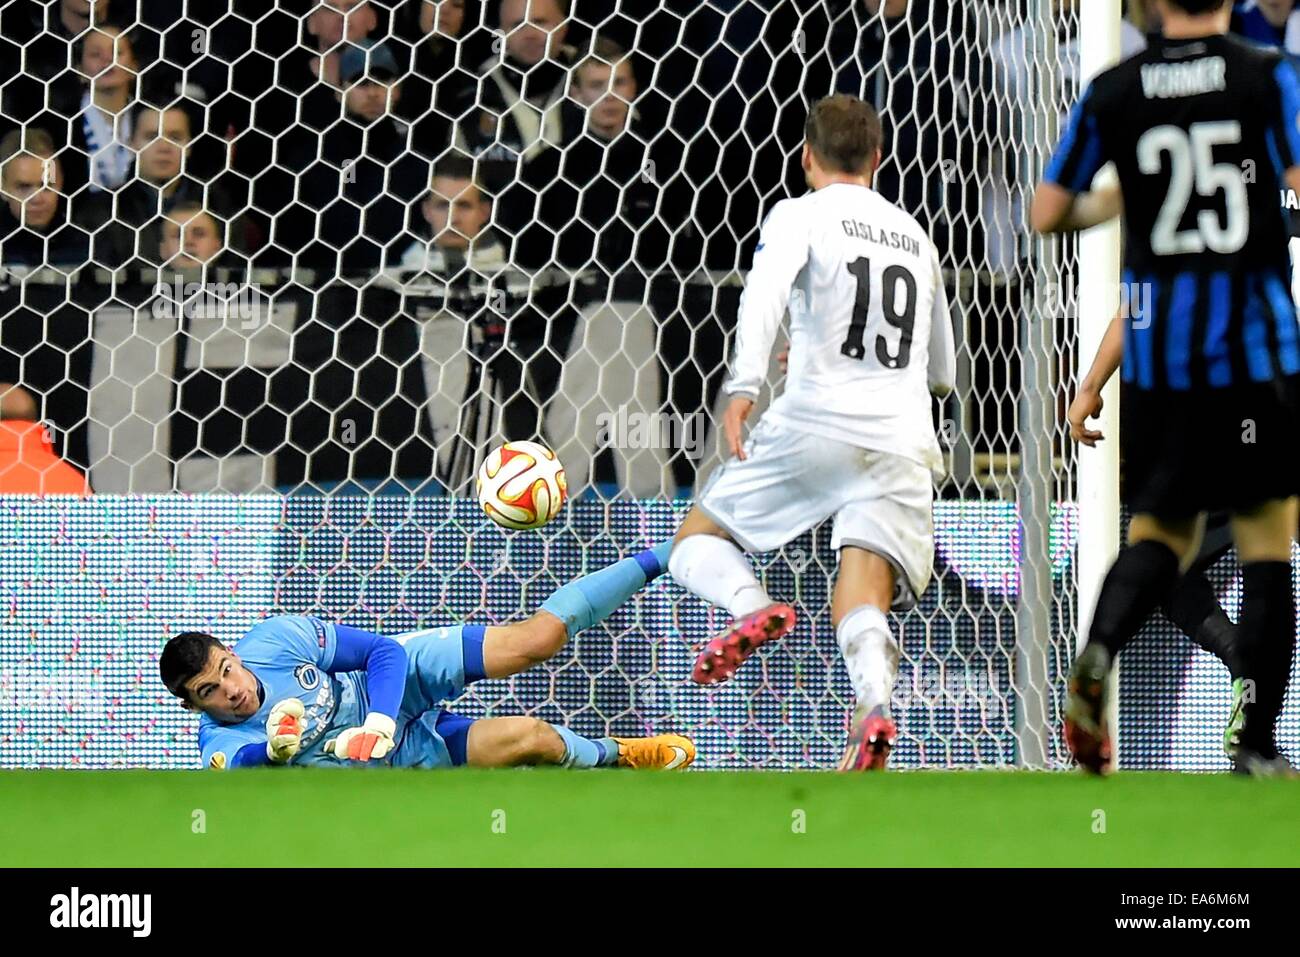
top-left (0, 1), bottom-right (1129, 769)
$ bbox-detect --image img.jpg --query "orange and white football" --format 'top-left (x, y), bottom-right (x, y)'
top-left (476, 440), bottom-right (567, 530)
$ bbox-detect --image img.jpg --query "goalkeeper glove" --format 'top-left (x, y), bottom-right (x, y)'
top-left (265, 698), bottom-right (306, 764)
top-left (324, 712), bottom-right (397, 762)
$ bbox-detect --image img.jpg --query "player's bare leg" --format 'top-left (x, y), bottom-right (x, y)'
top-left (1066, 512), bottom-right (1204, 774)
top-left (471, 543), bottom-right (696, 770)
top-left (1226, 497), bottom-right (1299, 777)
top-left (481, 613), bottom-right (569, 679)
top-left (464, 717), bottom-right (694, 770)
top-left (483, 539), bottom-right (674, 680)
top-left (832, 547), bottom-right (899, 771)
top-left (467, 716), bottom-right (566, 766)
top-left (670, 507), bottom-right (796, 684)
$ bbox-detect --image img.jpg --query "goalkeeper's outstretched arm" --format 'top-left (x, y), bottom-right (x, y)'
top-left (321, 626), bottom-right (408, 761)
top-left (216, 626), bottom-right (411, 767)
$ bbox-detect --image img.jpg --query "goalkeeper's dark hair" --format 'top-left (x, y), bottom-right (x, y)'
top-left (1163, 0), bottom-right (1227, 13)
top-left (805, 94), bottom-right (882, 175)
top-left (160, 631), bottom-right (226, 699)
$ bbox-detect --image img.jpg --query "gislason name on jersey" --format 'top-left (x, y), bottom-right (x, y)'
top-left (839, 219), bottom-right (923, 258)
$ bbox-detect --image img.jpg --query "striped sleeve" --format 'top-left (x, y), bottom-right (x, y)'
top-left (1044, 84), bottom-right (1106, 193)
top-left (1268, 59), bottom-right (1300, 172)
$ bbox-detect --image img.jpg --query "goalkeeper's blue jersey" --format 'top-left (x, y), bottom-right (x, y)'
top-left (196, 616), bottom-right (369, 770)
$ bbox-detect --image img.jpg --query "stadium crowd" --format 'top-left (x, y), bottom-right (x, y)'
top-left (0, 0), bottom-right (1289, 495)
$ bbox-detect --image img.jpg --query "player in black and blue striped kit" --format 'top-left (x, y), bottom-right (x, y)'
top-left (1033, 0), bottom-right (1300, 776)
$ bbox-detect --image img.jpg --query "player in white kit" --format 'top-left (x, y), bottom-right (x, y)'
top-left (668, 94), bottom-right (956, 770)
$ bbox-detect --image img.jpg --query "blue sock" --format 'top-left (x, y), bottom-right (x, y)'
top-left (553, 725), bottom-right (620, 768)
top-left (540, 540), bottom-right (672, 639)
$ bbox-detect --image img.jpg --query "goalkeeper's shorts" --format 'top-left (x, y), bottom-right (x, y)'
top-left (696, 418), bottom-right (934, 610)
top-left (387, 625), bottom-right (486, 769)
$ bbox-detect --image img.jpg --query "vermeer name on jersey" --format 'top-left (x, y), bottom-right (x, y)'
top-left (839, 219), bottom-right (922, 258)
top-left (1140, 56), bottom-right (1226, 99)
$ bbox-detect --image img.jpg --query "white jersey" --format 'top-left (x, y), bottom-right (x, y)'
top-left (724, 182), bottom-right (956, 476)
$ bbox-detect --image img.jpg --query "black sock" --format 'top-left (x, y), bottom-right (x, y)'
top-left (1236, 562), bottom-right (1296, 756)
top-left (1162, 571), bottom-right (1244, 678)
top-left (1088, 540), bottom-right (1183, 660)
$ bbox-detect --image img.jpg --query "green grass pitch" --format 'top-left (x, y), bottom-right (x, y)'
top-left (4, 769), bottom-right (1299, 867)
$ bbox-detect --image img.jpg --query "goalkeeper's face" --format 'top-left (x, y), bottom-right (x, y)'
top-left (182, 647), bottom-right (261, 722)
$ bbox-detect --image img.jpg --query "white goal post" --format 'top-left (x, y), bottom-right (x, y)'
top-left (1076, 0), bottom-right (1124, 760)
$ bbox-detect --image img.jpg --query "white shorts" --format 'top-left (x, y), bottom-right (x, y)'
top-left (697, 419), bottom-right (935, 609)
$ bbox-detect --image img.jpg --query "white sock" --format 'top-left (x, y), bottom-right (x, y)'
top-left (836, 604), bottom-right (899, 715)
top-left (668, 534), bottom-right (772, 618)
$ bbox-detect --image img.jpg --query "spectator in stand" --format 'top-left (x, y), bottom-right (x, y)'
top-left (503, 37), bottom-right (671, 499)
top-left (0, 1), bottom-right (116, 140)
top-left (1231, 0), bottom-right (1300, 49)
top-left (0, 383), bottom-right (91, 494)
top-left (98, 99), bottom-right (246, 265)
top-left (396, 0), bottom-right (481, 160)
top-left (1230, 1), bottom-right (1300, 270)
top-left (159, 202), bottom-right (225, 269)
top-left (243, 0), bottom-right (384, 261)
top-left (123, 102), bottom-right (198, 219)
top-left (816, 0), bottom-right (987, 265)
top-left (284, 39), bottom-right (428, 272)
top-left (59, 0), bottom-right (111, 33)
top-left (453, 0), bottom-right (576, 191)
top-left (304, 0), bottom-right (381, 90)
top-left (396, 153), bottom-right (514, 486)
top-left (985, 0), bottom-right (1148, 275)
top-left (69, 24), bottom-right (140, 195)
top-left (0, 129), bottom-right (93, 267)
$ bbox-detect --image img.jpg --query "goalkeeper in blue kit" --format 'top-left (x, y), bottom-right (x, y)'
top-left (159, 542), bottom-right (694, 771)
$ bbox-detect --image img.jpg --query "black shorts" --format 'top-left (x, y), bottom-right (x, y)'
top-left (1189, 510), bottom-right (1234, 573)
top-left (1121, 375), bottom-right (1300, 520)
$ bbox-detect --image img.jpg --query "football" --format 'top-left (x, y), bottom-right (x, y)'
top-left (476, 440), bottom-right (568, 530)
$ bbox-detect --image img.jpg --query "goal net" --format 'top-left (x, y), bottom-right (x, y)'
top-left (1, 1), bottom-right (1284, 770)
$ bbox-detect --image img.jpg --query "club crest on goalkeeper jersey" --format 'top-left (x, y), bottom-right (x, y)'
top-left (196, 616), bottom-right (367, 769)
top-left (724, 182), bottom-right (956, 476)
